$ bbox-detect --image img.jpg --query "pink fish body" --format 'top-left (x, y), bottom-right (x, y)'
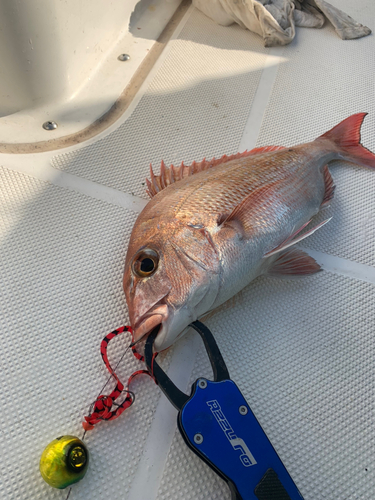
top-left (123, 113), bottom-right (375, 351)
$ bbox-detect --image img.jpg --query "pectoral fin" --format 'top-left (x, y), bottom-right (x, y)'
top-left (217, 182), bottom-right (331, 251)
top-left (264, 218), bottom-right (331, 257)
top-left (218, 182), bottom-right (282, 237)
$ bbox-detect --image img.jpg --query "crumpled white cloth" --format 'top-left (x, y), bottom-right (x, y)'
top-left (193, 0), bottom-right (371, 46)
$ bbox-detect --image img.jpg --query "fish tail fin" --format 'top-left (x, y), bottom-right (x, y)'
top-left (318, 113), bottom-right (375, 169)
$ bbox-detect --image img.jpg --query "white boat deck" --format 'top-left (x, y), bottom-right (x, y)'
top-left (1, 1), bottom-right (375, 499)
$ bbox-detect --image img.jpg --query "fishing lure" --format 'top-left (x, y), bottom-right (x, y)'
top-left (39, 435), bottom-right (89, 489)
top-left (39, 326), bottom-right (156, 491)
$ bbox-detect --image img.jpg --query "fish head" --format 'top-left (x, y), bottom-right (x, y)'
top-left (123, 215), bottom-right (220, 351)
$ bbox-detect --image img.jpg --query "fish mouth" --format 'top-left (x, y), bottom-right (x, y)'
top-left (132, 303), bottom-right (169, 345)
top-left (132, 303), bottom-right (196, 352)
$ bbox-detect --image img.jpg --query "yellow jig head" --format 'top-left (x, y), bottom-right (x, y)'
top-left (39, 435), bottom-right (89, 489)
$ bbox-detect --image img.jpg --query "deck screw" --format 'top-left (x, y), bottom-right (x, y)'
top-left (194, 433), bottom-right (203, 444)
top-left (239, 405), bottom-right (248, 415)
top-left (118, 53), bottom-right (130, 61)
top-left (42, 121), bottom-right (58, 130)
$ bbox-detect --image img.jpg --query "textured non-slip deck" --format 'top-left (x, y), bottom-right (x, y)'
top-left (1, 2), bottom-right (375, 499)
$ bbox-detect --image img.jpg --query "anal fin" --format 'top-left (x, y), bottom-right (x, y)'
top-left (267, 248), bottom-right (321, 276)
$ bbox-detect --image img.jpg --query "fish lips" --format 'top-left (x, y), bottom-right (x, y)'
top-left (132, 303), bottom-right (194, 352)
top-left (132, 303), bottom-right (169, 344)
top-left (153, 306), bottom-right (195, 352)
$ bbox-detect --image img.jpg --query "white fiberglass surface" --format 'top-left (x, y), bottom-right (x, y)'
top-left (1, 2), bottom-right (375, 499)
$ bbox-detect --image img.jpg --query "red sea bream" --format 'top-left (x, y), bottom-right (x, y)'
top-left (123, 113), bottom-right (375, 351)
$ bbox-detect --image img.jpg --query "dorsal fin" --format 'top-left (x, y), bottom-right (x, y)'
top-left (146, 145), bottom-right (285, 198)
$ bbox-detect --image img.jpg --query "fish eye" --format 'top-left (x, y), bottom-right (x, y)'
top-left (132, 249), bottom-right (159, 278)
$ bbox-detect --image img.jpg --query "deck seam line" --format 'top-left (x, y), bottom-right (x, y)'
top-left (301, 248), bottom-right (375, 286)
top-left (238, 46), bottom-right (285, 152)
top-left (1, 160), bottom-right (148, 213)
